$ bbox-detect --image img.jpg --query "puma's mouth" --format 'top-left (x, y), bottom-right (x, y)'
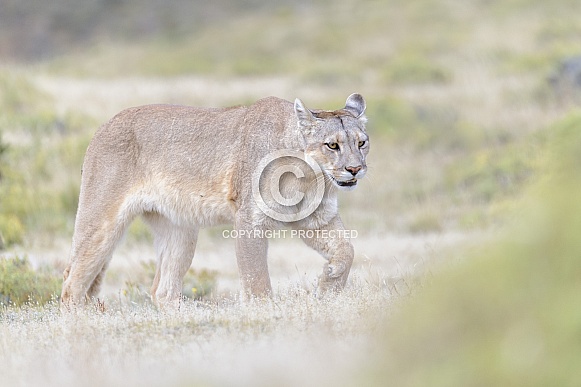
top-left (336, 179), bottom-right (357, 187)
top-left (331, 176), bottom-right (358, 188)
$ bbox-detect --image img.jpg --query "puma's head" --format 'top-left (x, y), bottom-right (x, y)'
top-left (295, 93), bottom-right (369, 191)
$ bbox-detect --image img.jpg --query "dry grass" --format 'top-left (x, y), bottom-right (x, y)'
top-left (1, 0), bottom-right (580, 385)
top-left (1, 224), bottom-right (465, 386)
top-left (0, 267), bottom-right (395, 387)
top-left (1, 286), bottom-right (382, 387)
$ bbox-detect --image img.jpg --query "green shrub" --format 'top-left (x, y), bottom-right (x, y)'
top-left (408, 210), bottom-right (443, 234)
top-left (0, 71), bottom-right (93, 246)
top-left (120, 260), bottom-right (218, 304)
top-left (0, 256), bottom-right (61, 307)
top-left (126, 217), bottom-right (153, 243)
top-left (365, 96), bottom-right (418, 137)
top-left (383, 54), bottom-right (452, 85)
top-left (0, 214), bottom-right (24, 248)
top-left (0, 129), bottom-right (23, 248)
top-left (0, 128), bottom-right (5, 183)
top-left (366, 96), bottom-right (487, 151)
top-left (0, 130), bottom-right (6, 160)
top-left (444, 146), bottom-right (536, 203)
top-left (368, 112), bottom-right (581, 386)
top-left (181, 267), bottom-right (217, 300)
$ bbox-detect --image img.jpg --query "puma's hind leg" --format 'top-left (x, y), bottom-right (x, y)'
top-left (144, 213), bottom-right (199, 309)
top-left (61, 200), bottom-right (134, 308)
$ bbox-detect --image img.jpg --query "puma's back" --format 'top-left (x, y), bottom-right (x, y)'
top-left (80, 103), bottom-right (255, 228)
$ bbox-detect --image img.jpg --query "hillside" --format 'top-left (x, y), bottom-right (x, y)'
top-left (2, 0), bottom-right (580, 245)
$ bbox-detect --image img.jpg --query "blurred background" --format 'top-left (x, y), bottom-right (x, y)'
top-left (0, 1), bottom-right (580, 384)
top-left (1, 0), bottom-right (580, 247)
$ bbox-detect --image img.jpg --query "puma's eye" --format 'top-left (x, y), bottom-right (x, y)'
top-left (326, 142), bottom-right (339, 150)
top-left (358, 140), bottom-right (366, 148)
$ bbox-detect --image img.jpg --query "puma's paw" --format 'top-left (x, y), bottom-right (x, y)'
top-left (316, 275), bottom-right (344, 295)
top-left (316, 260), bottom-right (351, 296)
top-left (327, 262), bottom-right (347, 278)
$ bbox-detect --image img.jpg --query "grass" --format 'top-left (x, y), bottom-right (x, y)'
top-left (120, 260), bottom-right (219, 304)
top-left (3, 128), bottom-right (579, 384)
top-left (382, 52), bottom-right (453, 85)
top-left (0, 0), bottom-right (580, 385)
top-left (0, 275), bottom-right (393, 387)
top-left (368, 111), bottom-right (581, 386)
top-left (0, 70), bottom-right (95, 247)
top-left (0, 255), bottom-right (61, 306)
top-left (3, 0), bottom-right (575, 238)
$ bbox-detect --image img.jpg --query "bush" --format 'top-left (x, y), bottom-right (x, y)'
top-left (444, 144), bottom-right (537, 203)
top-left (0, 130), bottom-right (6, 160)
top-left (366, 96), bottom-right (485, 150)
top-left (181, 267), bottom-right (218, 300)
top-left (383, 54), bottom-right (452, 85)
top-left (0, 214), bottom-right (24, 248)
top-left (120, 260), bottom-right (218, 304)
top-left (0, 130), bottom-right (17, 248)
top-left (0, 256), bottom-right (61, 307)
top-left (369, 112), bottom-right (581, 386)
top-left (408, 210), bottom-right (443, 234)
top-left (0, 128), bottom-right (5, 181)
top-left (0, 71), bottom-right (93, 247)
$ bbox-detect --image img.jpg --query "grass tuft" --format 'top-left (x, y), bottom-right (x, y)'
top-left (0, 255), bottom-right (61, 307)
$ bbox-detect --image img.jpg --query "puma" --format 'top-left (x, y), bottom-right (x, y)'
top-left (61, 93), bottom-right (369, 308)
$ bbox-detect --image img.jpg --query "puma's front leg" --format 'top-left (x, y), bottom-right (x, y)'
top-left (234, 217), bottom-right (272, 299)
top-left (299, 215), bottom-right (354, 294)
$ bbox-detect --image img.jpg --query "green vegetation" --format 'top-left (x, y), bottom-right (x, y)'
top-left (0, 129), bottom-right (12, 248)
top-left (0, 71), bottom-right (93, 247)
top-left (26, 0), bottom-right (578, 86)
top-left (121, 261), bottom-right (218, 304)
top-left (1, 0), bottom-right (579, 239)
top-left (0, 0), bottom-right (579, 386)
top-left (0, 256), bottom-right (61, 306)
top-left (0, 129), bottom-right (6, 160)
top-left (181, 268), bottom-right (218, 300)
top-left (357, 91), bottom-right (544, 232)
top-left (444, 138), bottom-right (540, 203)
top-left (370, 112), bottom-right (581, 386)
top-left (383, 53), bottom-right (452, 85)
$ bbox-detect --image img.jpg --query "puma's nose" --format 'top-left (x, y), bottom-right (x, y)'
top-left (345, 166), bottom-right (362, 176)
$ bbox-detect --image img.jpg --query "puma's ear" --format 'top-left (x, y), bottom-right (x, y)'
top-left (345, 93), bottom-right (367, 122)
top-left (294, 98), bottom-right (315, 127)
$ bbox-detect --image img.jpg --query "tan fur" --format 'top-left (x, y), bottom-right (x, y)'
top-left (311, 109), bottom-right (354, 119)
top-left (61, 94), bottom-right (369, 308)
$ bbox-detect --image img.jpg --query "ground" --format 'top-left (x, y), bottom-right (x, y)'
top-left (1, 0), bottom-right (580, 385)
top-left (0, 73), bottom-right (468, 387)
